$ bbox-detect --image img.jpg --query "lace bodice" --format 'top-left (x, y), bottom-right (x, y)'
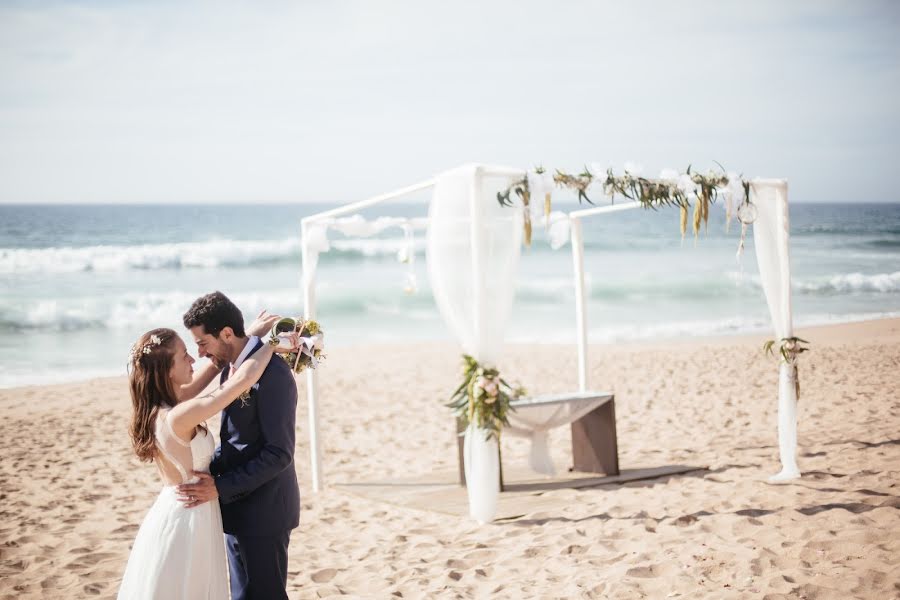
top-left (154, 410), bottom-right (215, 485)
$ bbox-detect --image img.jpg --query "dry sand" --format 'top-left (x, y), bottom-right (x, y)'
top-left (1, 318), bottom-right (898, 599)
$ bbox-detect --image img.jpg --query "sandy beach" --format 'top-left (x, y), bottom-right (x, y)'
top-left (1, 318), bottom-right (898, 599)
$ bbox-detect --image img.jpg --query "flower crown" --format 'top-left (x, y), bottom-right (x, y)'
top-left (129, 334), bottom-right (163, 365)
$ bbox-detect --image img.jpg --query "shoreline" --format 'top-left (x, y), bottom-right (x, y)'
top-left (4, 314), bottom-right (898, 394)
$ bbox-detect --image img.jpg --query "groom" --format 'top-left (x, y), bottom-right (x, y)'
top-left (177, 291), bottom-right (300, 600)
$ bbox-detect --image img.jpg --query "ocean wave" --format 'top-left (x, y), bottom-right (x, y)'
top-left (862, 239), bottom-right (900, 249)
top-left (0, 290), bottom-right (303, 333)
top-left (0, 285), bottom-right (439, 334)
top-left (0, 237), bottom-right (432, 274)
top-left (803, 271), bottom-right (900, 293)
top-left (727, 271), bottom-right (900, 294)
top-left (0, 239), bottom-right (302, 274)
top-left (793, 224), bottom-right (900, 236)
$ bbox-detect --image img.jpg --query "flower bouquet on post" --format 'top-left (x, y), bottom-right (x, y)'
top-left (268, 317), bottom-right (325, 374)
top-left (446, 355), bottom-right (524, 441)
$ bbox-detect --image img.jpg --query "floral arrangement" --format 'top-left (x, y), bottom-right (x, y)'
top-left (268, 317), bottom-right (326, 374)
top-left (497, 163), bottom-right (756, 251)
top-left (446, 355), bottom-right (525, 441)
top-left (764, 336), bottom-right (810, 400)
top-left (128, 333), bottom-right (162, 365)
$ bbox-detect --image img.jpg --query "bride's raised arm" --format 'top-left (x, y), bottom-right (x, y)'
top-left (168, 336), bottom-right (294, 441)
top-left (175, 309), bottom-right (281, 402)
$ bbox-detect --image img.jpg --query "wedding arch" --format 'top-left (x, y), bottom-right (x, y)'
top-left (297, 163), bottom-right (803, 521)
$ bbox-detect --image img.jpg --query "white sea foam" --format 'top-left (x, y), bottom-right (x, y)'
top-left (0, 237), bottom-right (430, 274)
top-left (0, 239), bottom-right (302, 274)
top-left (727, 270), bottom-right (900, 294)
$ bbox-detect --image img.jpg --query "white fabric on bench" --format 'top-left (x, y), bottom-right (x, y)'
top-left (506, 391), bottom-right (614, 476)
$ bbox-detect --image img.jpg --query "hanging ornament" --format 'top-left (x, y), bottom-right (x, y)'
top-left (737, 201), bottom-right (757, 225)
top-left (399, 222), bottom-right (417, 294)
top-left (735, 201), bottom-right (757, 264)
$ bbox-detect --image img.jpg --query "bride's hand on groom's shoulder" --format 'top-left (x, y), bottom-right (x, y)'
top-left (247, 309), bottom-right (281, 338)
top-left (272, 332), bottom-right (301, 354)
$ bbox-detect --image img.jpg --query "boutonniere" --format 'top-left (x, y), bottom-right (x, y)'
top-left (237, 383), bottom-right (259, 408)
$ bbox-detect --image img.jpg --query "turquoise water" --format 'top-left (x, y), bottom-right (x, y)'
top-left (1, 202), bottom-right (898, 387)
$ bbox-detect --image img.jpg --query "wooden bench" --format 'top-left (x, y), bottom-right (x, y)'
top-left (456, 391), bottom-right (619, 490)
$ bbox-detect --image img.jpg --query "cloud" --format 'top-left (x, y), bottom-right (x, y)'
top-left (1, 0), bottom-right (898, 203)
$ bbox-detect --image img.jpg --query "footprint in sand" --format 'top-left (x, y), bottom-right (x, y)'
top-left (462, 549), bottom-right (495, 561)
top-left (445, 559), bottom-right (470, 569)
top-left (311, 568), bottom-right (337, 583)
top-left (112, 524), bottom-right (138, 535)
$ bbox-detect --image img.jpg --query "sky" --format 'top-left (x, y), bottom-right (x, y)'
top-left (0, 1), bottom-right (898, 204)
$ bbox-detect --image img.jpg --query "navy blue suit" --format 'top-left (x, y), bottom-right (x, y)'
top-left (209, 340), bottom-right (300, 600)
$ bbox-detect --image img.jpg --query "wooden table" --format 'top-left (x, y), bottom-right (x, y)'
top-left (456, 391), bottom-right (619, 489)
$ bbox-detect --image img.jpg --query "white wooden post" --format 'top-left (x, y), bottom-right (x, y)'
top-left (300, 218), bottom-right (323, 493)
top-left (567, 201), bottom-right (642, 393)
top-left (570, 217), bottom-right (588, 392)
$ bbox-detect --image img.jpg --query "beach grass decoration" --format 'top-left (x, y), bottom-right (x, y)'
top-left (446, 355), bottom-right (525, 441)
top-left (268, 317), bottom-right (326, 374)
top-left (497, 164), bottom-right (754, 246)
top-left (764, 336), bottom-right (810, 400)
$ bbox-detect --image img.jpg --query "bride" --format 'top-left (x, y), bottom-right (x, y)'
top-left (117, 313), bottom-right (296, 599)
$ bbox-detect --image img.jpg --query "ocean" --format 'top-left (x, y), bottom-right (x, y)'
top-left (1, 201), bottom-right (898, 388)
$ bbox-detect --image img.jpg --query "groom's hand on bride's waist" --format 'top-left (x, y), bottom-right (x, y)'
top-left (177, 472), bottom-right (218, 508)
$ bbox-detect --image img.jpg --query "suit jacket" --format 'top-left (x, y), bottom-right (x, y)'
top-left (209, 340), bottom-right (300, 536)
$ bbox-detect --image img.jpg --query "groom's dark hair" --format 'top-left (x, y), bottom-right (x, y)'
top-left (182, 291), bottom-right (246, 338)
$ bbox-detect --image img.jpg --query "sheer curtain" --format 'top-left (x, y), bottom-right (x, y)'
top-left (751, 180), bottom-right (800, 481)
top-left (427, 165), bottom-right (523, 523)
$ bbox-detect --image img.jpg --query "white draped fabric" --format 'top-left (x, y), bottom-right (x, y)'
top-left (427, 165), bottom-right (523, 523)
top-left (505, 393), bottom-right (612, 476)
top-left (301, 216), bottom-right (429, 288)
top-left (750, 180), bottom-right (800, 481)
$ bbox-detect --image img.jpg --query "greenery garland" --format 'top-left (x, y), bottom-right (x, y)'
top-left (497, 164), bottom-right (754, 244)
top-left (446, 355), bottom-right (525, 441)
top-left (764, 336), bottom-right (810, 401)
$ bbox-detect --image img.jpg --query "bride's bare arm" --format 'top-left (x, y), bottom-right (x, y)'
top-left (168, 344), bottom-right (277, 441)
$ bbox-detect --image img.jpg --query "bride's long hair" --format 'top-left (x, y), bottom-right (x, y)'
top-left (128, 328), bottom-right (179, 462)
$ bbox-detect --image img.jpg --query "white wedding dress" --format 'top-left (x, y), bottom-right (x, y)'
top-left (117, 411), bottom-right (229, 599)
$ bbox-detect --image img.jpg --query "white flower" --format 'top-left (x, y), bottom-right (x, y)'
top-left (623, 162), bottom-right (644, 176)
top-left (547, 211), bottom-right (570, 250)
top-left (149, 334), bottom-right (161, 345)
top-left (677, 173), bottom-right (697, 196)
top-left (526, 170), bottom-right (544, 196)
top-left (727, 174), bottom-right (745, 203)
top-left (542, 171), bottom-right (555, 190)
top-left (659, 168), bottom-right (679, 181)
